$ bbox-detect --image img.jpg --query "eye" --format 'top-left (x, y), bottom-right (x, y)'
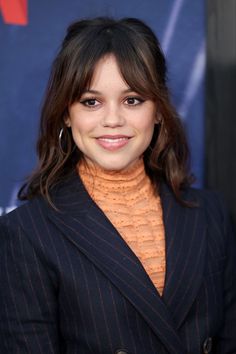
top-left (124, 97), bottom-right (144, 106)
top-left (80, 98), bottom-right (100, 107)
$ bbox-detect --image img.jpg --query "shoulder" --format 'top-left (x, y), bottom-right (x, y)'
top-left (0, 196), bottom-right (48, 231)
top-left (182, 185), bottom-right (226, 213)
top-left (184, 186), bottom-right (234, 245)
top-left (0, 195), bottom-right (63, 272)
top-left (186, 186), bottom-right (230, 223)
top-left (0, 196), bottom-right (53, 259)
top-left (162, 181), bottom-right (226, 217)
top-left (183, 187), bottom-right (236, 266)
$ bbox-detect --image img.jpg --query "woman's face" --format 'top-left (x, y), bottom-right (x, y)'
top-left (66, 54), bottom-right (157, 171)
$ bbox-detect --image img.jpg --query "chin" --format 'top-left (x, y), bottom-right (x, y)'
top-left (96, 158), bottom-right (138, 172)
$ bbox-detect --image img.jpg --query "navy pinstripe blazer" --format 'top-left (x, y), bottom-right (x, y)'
top-left (0, 173), bottom-right (236, 354)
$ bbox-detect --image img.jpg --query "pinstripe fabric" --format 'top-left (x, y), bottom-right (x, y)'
top-left (0, 173), bottom-right (236, 354)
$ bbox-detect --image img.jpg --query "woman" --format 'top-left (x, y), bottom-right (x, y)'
top-left (0, 17), bottom-right (235, 354)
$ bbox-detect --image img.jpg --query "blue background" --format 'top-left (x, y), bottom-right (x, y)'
top-left (0, 0), bottom-right (205, 214)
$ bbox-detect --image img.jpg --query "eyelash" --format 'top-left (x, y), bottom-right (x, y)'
top-left (79, 96), bottom-right (145, 108)
top-left (80, 98), bottom-right (98, 107)
top-left (125, 97), bottom-right (145, 105)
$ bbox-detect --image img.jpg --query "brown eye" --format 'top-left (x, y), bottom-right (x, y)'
top-left (125, 97), bottom-right (144, 106)
top-left (85, 99), bottom-right (97, 106)
top-left (127, 98), bottom-right (136, 105)
top-left (80, 98), bottom-right (99, 107)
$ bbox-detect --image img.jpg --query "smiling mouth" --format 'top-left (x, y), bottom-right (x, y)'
top-left (96, 136), bottom-right (131, 150)
top-left (98, 137), bottom-right (130, 143)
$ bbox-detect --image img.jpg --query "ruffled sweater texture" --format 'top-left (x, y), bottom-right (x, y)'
top-left (78, 159), bottom-right (166, 295)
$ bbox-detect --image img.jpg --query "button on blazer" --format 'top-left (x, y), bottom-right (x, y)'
top-left (0, 173), bottom-right (236, 353)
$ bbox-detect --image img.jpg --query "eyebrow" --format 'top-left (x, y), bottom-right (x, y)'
top-left (82, 88), bottom-right (135, 95)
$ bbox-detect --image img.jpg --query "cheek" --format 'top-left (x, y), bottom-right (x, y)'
top-left (141, 118), bottom-right (156, 146)
top-left (70, 117), bottom-right (91, 136)
top-left (139, 118), bottom-right (155, 137)
top-left (134, 108), bottom-right (156, 131)
top-left (69, 120), bottom-right (84, 148)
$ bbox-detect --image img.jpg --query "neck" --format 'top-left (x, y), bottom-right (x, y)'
top-left (77, 158), bottom-right (155, 197)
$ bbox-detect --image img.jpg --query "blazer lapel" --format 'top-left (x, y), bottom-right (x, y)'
top-left (160, 183), bottom-right (207, 329)
top-left (46, 172), bottom-right (186, 354)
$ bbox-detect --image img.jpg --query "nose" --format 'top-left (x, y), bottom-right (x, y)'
top-left (101, 104), bottom-right (125, 127)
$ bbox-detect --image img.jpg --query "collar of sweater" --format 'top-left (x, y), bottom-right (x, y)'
top-left (77, 158), bottom-right (156, 201)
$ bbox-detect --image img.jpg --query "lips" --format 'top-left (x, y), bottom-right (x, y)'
top-left (96, 135), bottom-right (131, 151)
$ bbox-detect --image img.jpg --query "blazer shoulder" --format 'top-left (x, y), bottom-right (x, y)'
top-left (0, 196), bottom-right (48, 230)
top-left (188, 186), bottom-right (234, 237)
top-left (183, 186), bottom-right (225, 212)
top-left (0, 196), bottom-right (58, 272)
top-left (0, 197), bottom-right (53, 259)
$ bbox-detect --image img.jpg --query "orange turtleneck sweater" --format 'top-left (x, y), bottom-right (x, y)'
top-left (78, 158), bottom-right (166, 295)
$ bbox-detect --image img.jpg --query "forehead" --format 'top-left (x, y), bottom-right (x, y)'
top-left (88, 54), bottom-right (129, 89)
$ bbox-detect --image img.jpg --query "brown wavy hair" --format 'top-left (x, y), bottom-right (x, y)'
top-left (18, 17), bottom-right (193, 205)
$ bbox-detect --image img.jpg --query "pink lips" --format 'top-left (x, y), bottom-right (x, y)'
top-left (96, 135), bottom-right (131, 151)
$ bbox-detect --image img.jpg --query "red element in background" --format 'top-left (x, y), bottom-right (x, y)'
top-left (0, 0), bottom-right (28, 25)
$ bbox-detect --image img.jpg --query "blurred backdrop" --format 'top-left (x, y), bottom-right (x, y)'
top-left (205, 0), bottom-right (236, 228)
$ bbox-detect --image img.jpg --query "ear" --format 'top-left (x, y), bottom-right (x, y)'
top-left (155, 114), bottom-right (162, 125)
top-left (64, 116), bottom-right (71, 128)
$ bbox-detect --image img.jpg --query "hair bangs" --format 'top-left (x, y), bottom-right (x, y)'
top-left (66, 24), bottom-right (157, 105)
top-left (67, 29), bottom-right (115, 104)
top-left (112, 28), bottom-right (158, 100)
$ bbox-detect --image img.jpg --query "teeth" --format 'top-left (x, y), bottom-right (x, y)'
top-left (99, 137), bottom-right (128, 143)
